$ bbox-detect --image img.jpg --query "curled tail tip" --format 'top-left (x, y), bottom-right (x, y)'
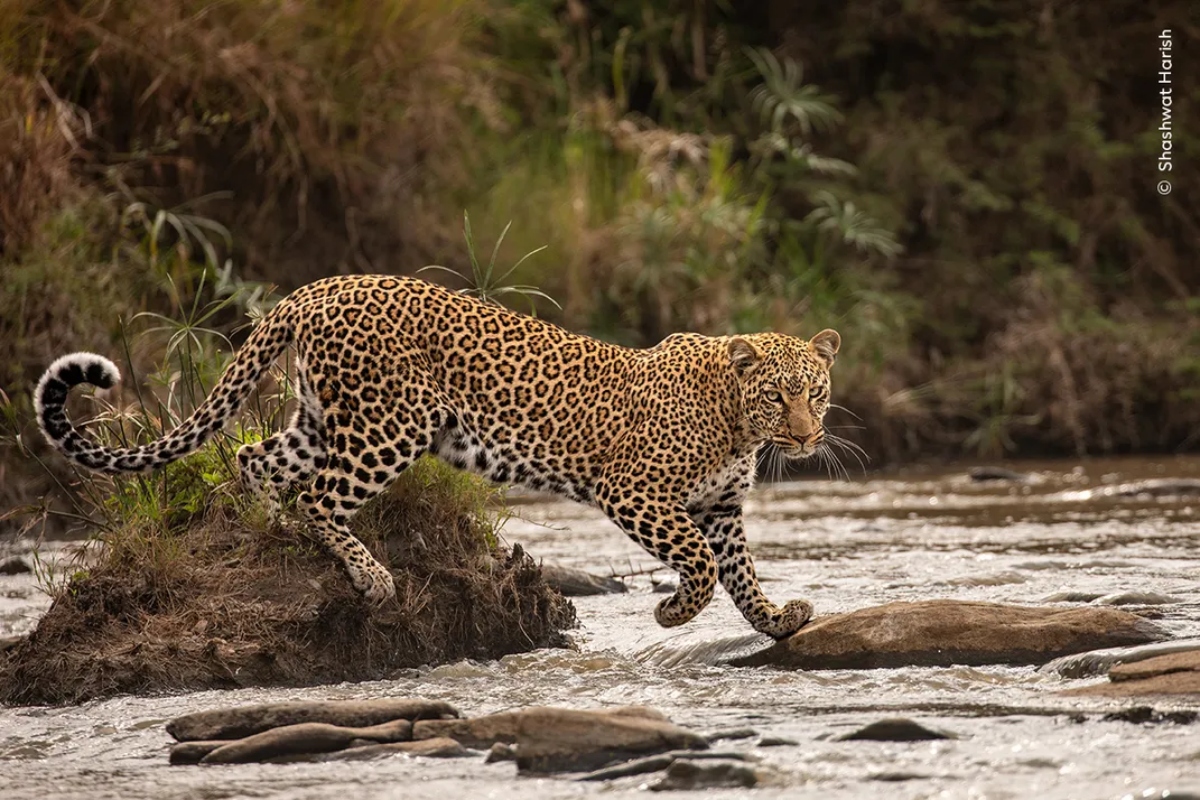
top-left (41, 353), bottom-right (121, 391)
top-left (35, 352), bottom-right (121, 424)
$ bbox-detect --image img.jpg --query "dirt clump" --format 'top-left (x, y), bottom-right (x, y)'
top-left (0, 460), bottom-right (576, 705)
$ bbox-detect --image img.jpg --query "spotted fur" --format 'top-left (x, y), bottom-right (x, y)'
top-left (35, 276), bottom-right (841, 638)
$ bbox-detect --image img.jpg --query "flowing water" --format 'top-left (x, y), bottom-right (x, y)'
top-left (2, 456), bottom-right (1200, 799)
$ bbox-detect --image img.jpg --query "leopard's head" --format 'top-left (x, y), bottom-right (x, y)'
top-left (728, 330), bottom-right (840, 460)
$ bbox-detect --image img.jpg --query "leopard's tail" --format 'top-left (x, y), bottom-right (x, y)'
top-left (34, 308), bottom-right (294, 474)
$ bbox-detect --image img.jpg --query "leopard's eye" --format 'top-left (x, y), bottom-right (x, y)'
top-left (809, 385), bottom-right (823, 399)
top-left (764, 390), bottom-right (782, 403)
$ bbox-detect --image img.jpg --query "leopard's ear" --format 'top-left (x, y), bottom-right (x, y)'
top-left (809, 329), bottom-right (841, 366)
top-left (728, 337), bottom-right (762, 375)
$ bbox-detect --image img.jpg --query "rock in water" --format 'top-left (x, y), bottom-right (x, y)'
top-left (649, 760), bottom-right (760, 791)
top-left (167, 698), bottom-right (458, 741)
top-left (968, 466), bottom-right (1029, 482)
top-left (577, 750), bottom-right (759, 782)
top-left (728, 600), bottom-right (1166, 670)
top-left (0, 557), bottom-right (32, 575)
top-left (169, 741), bottom-right (227, 765)
top-left (1041, 638), bottom-right (1200, 679)
top-left (1094, 592), bottom-right (1181, 606)
top-left (412, 706), bottom-right (708, 773)
top-left (311, 737), bottom-right (468, 761)
top-left (540, 564), bottom-right (628, 596)
top-left (199, 719), bottom-right (414, 764)
top-left (1063, 651), bottom-right (1200, 698)
top-left (1041, 591), bottom-right (1106, 603)
top-left (836, 718), bottom-right (956, 741)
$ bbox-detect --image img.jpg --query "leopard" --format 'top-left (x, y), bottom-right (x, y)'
top-left (34, 275), bottom-right (841, 639)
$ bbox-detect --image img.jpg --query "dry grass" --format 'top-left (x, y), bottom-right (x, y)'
top-left (1, 0), bottom-right (495, 281)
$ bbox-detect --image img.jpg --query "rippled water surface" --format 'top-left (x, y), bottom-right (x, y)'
top-left (3, 456), bottom-right (1199, 799)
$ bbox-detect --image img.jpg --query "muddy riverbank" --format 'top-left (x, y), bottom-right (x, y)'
top-left (2, 456), bottom-right (1199, 799)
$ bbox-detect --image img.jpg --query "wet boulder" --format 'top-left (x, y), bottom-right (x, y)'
top-left (835, 718), bottom-right (957, 741)
top-left (167, 698), bottom-right (458, 741)
top-left (1041, 638), bottom-right (1200, 679)
top-left (728, 600), bottom-right (1166, 670)
top-left (1063, 651), bottom-right (1200, 697)
top-left (196, 719), bottom-right (414, 764)
top-left (412, 706), bottom-right (708, 773)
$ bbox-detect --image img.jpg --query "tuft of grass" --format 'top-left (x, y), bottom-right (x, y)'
top-left (420, 212), bottom-right (559, 315)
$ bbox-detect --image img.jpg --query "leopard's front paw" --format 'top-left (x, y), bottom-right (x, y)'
top-left (755, 599), bottom-right (813, 640)
top-left (654, 593), bottom-right (702, 628)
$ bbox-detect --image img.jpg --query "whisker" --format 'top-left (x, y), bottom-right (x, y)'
top-left (826, 434), bottom-right (869, 474)
top-left (827, 433), bottom-right (870, 461)
top-left (825, 444), bottom-right (849, 482)
top-left (829, 403), bottom-right (862, 421)
top-left (816, 445), bottom-right (832, 481)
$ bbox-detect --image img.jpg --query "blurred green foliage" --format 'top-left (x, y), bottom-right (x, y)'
top-left (1, 0), bottom-right (1197, 508)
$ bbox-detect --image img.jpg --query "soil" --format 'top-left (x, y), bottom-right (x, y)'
top-left (0, 485), bottom-right (576, 705)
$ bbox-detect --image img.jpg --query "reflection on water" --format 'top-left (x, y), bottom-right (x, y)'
top-left (2, 456), bottom-right (1199, 799)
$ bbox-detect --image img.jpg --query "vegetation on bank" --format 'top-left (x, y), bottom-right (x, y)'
top-left (1, 0), bottom-right (1197, 528)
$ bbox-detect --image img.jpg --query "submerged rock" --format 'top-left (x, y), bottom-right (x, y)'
top-left (757, 736), bottom-right (798, 747)
top-left (0, 556), bottom-right (32, 575)
top-left (704, 727), bottom-right (758, 743)
top-left (1064, 651), bottom-right (1200, 698)
top-left (1041, 638), bottom-right (1200, 679)
top-left (728, 600), bottom-right (1167, 670)
top-left (168, 698), bottom-right (458, 741)
top-left (649, 759), bottom-right (761, 791)
top-left (577, 750), bottom-right (759, 782)
top-left (1099, 707), bottom-right (1198, 725)
top-left (836, 718), bottom-right (956, 742)
top-left (1093, 592), bottom-right (1182, 606)
top-left (1041, 591), bottom-right (1106, 603)
top-left (539, 564), bottom-right (628, 596)
top-left (968, 466), bottom-right (1030, 482)
top-left (412, 706), bottom-right (708, 773)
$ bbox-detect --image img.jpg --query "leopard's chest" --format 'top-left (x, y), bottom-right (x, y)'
top-left (686, 452), bottom-right (757, 510)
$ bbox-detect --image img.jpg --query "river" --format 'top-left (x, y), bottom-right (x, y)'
top-left (2, 456), bottom-right (1199, 799)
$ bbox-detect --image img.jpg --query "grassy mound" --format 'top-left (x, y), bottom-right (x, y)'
top-left (0, 456), bottom-right (575, 705)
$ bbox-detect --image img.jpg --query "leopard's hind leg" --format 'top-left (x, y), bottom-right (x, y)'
top-left (237, 378), bottom-right (327, 514)
top-left (295, 377), bottom-right (446, 605)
